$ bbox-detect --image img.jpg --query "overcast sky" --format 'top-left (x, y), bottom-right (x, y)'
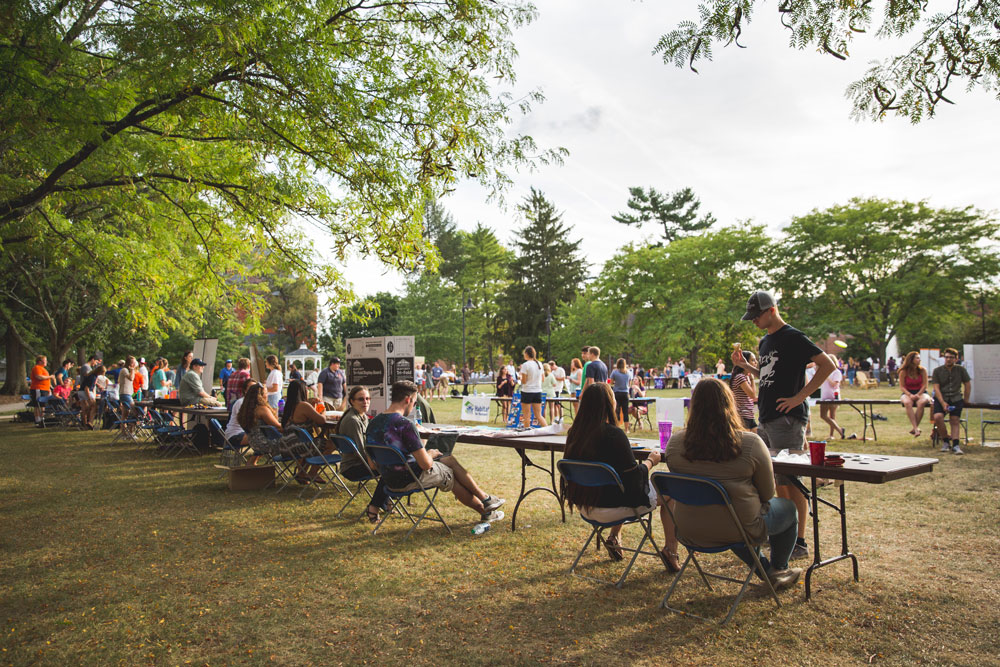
top-left (333, 0), bottom-right (1000, 297)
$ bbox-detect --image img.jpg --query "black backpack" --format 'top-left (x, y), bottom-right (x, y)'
top-left (192, 423), bottom-right (212, 451)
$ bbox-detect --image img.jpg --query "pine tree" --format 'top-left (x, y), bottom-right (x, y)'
top-left (500, 188), bottom-right (586, 357)
top-left (613, 186), bottom-right (715, 244)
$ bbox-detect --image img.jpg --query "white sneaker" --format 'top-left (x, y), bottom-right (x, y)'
top-left (481, 509), bottom-right (505, 523)
top-left (952, 444), bottom-right (964, 455)
top-left (939, 441), bottom-right (951, 452)
top-left (482, 495), bottom-right (506, 513)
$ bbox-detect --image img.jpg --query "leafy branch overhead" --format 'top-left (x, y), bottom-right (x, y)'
top-left (654, 1), bottom-right (1000, 122)
top-left (0, 0), bottom-right (559, 328)
top-left (612, 186), bottom-right (715, 244)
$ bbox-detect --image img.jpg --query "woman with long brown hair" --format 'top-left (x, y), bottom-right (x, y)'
top-left (239, 382), bottom-right (284, 465)
top-left (898, 350), bottom-right (932, 436)
top-left (560, 383), bottom-right (679, 570)
top-left (664, 378), bottom-right (802, 590)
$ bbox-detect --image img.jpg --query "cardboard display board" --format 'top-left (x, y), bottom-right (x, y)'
top-left (345, 336), bottom-right (415, 414)
top-left (248, 342), bottom-right (268, 383)
top-left (192, 338), bottom-right (218, 389)
top-left (965, 344), bottom-right (1000, 404)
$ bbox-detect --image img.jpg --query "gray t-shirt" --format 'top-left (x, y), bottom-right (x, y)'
top-left (179, 369), bottom-right (205, 404)
top-left (610, 369), bottom-right (631, 393)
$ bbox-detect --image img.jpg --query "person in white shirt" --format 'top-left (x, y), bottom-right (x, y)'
top-left (819, 353), bottom-right (848, 439)
top-left (265, 354), bottom-right (283, 410)
top-left (224, 383), bottom-right (254, 447)
top-left (518, 346), bottom-right (547, 428)
top-left (549, 359), bottom-right (566, 423)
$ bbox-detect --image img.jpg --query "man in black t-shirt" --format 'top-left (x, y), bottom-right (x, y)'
top-left (731, 290), bottom-right (834, 562)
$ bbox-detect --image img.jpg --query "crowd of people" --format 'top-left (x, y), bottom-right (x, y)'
top-left (20, 286), bottom-right (975, 592)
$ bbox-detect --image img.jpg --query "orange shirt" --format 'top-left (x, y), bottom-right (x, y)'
top-left (30, 365), bottom-right (51, 392)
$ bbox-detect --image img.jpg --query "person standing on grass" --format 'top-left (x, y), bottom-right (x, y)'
top-left (549, 360), bottom-right (565, 422)
top-left (729, 350), bottom-right (758, 432)
top-left (931, 347), bottom-right (971, 455)
top-left (518, 346), bottom-right (547, 428)
top-left (367, 380), bottom-right (505, 523)
top-left (610, 358), bottom-right (632, 432)
top-left (265, 354), bottom-right (283, 410)
top-left (461, 363), bottom-right (471, 396)
top-left (30, 355), bottom-right (53, 428)
top-left (430, 362), bottom-right (445, 400)
top-left (117, 356), bottom-right (137, 416)
top-left (731, 290), bottom-right (834, 562)
top-left (568, 357), bottom-right (583, 398)
top-left (316, 357), bottom-right (346, 411)
top-left (819, 353), bottom-right (848, 439)
top-left (583, 346), bottom-right (608, 390)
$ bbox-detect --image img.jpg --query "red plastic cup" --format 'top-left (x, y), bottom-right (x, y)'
top-left (809, 440), bottom-right (827, 466)
top-left (658, 421), bottom-right (673, 452)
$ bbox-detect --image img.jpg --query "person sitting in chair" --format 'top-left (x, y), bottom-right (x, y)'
top-left (178, 358), bottom-right (221, 407)
top-left (367, 380), bottom-right (505, 523)
top-left (665, 377), bottom-right (802, 590)
top-left (561, 383), bottom-right (680, 570)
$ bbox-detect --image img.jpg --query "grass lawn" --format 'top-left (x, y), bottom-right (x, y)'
top-left (1, 386), bottom-right (999, 665)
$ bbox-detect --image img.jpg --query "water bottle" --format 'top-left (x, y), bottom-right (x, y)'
top-left (277, 398), bottom-right (285, 415)
top-left (471, 522), bottom-right (491, 535)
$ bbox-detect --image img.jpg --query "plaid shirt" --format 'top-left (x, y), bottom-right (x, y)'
top-left (225, 369), bottom-right (251, 405)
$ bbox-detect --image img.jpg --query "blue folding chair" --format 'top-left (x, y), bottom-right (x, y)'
top-left (211, 418), bottom-right (246, 471)
top-left (258, 425), bottom-right (298, 492)
top-left (329, 434), bottom-right (379, 519)
top-left (557, 459), bottom-right (664, 589)
top-left (366, 443), bottom-right (452, 539)
top-left (651, 471), bottom-right (781, 625)
top-left (291, 427), bottom-right (350, 501)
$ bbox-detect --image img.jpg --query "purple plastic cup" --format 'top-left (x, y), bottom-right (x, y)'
top-left (658, 421), bottom-right (673, 452)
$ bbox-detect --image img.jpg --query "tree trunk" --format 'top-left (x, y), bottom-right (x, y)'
top-left (1, 328), bottom-right (28, 395)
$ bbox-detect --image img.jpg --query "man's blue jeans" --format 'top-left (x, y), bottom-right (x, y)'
top-left (732, 497), bottom-right (799, 572)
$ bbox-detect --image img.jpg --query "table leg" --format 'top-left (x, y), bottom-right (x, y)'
top-left (510, 447), bottom-right (565, 532)
top-left (804, 478), bottom-right (860, 600)
top-left (868, 404), bottom-right (877, 441)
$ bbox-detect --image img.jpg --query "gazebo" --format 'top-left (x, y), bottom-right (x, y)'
top-left (284, 343), bottom-right (323, 378)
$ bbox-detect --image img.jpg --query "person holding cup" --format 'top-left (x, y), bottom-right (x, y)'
top-left (561, 383), bottom-right (680, 571)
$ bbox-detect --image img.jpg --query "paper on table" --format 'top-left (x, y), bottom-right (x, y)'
top-left (772, 449), bottom-right (810, 463)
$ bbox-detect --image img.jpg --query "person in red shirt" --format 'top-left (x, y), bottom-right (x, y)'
top-left (30, 355), bottom-right (52, 427)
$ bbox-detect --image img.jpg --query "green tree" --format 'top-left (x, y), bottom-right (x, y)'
top-left (500, 188), bottom-right (586, 355)
top-left (612, 186), bottom-right (715, 244)
top-left (261, 276), bottom-right (319, 353)
top-left (549, 290), bottom-right (627, 367)
top-left (775, 198), bottom-right (1000, 362)
top-left (598, 227), bottom-right (770, 368)
top-left (1, 0), bottom-right (559, 327)
top-left (455, 223), bottom-right (513, 369)
top-left (396, 274), bottom-right (462, 363)
top-left (318, 291), bottom-right (402, 359)
top-left (655, 1), bottom-right (1000, 122)
top-left (423, 202), bottom-right (466, 283)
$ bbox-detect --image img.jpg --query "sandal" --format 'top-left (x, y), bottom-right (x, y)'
top-left (603, 534), bottom-right (624, 561)
top-left (365, 506), bottom-right (380, 524)
top-left (660, 547), bottom-right (681, 573)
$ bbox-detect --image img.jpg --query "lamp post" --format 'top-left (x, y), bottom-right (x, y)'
top-left (462, 291), bottom-right (474, 368)
top-left (545, 307), bottom-right (553, 360)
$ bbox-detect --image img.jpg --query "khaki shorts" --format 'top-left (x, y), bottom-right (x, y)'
top-left (322, 396), bottom-right (343, 410)
top-left (396, 460), bottom-right (455, 493)
top-left (759, 415), bottom-right (807, 486)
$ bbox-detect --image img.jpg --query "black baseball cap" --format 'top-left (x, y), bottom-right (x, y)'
top-left (330, 357), bottom-right (341, 364)
top-left (191, 358), bottom-right (207, 367)
top-left (741, 291), bottom-right (777, 321)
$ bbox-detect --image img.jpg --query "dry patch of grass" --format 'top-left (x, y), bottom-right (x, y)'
top-left (1, 388), bottom-right (998, 665)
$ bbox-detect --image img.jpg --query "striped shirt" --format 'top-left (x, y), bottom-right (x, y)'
top-left (730, 374), bottom-right (755, 420)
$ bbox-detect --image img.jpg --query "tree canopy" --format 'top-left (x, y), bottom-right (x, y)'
top-left (1, 0), bottom-right (557, 333)
top-left (655, 0), bottom-right (1000, 122)
top-left (612, 186), bottom-right (715, 244)
top-left (775, 197), bottom-right (1000, 359)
